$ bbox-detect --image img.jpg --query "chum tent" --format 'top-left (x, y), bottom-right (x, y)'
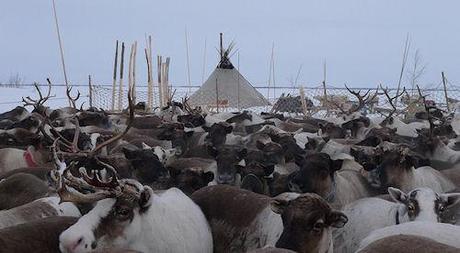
top-left (188, 34), bottom-right (270, 109)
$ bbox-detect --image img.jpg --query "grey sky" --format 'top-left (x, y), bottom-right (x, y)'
top-left (1, 0), bottom-right (459, 88)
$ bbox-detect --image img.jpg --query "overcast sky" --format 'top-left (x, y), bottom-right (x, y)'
top-left (1, 0), bottom-right (459, 88)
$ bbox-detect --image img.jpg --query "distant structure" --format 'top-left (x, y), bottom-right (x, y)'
top-left (188, 33), bottom-right (270, 110)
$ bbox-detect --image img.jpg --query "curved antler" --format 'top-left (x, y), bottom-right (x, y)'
top-left (380, 84), bottom-right (406, 121)
top-left (66, 87), bottom-right (81, 109)
top-left (345, 85), bottom-right (379, 114)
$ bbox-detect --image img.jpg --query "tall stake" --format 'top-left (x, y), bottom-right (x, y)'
top-left (88, 75), bottom-right (93, 108)
top-left (267, 43), bottom-right (274, 100)
top-left (396, 34), bottom-right (411, 106)
top-left (201, 37), bottom-right (207, 84)
top-left (219, 33), bottom-right (224, 58)
top-left (237, 52), bottom-right (241, 111)
top-left (165, 57), bottom-right (171, 100)
top-left (128, 43), bottom-right (135, 106)
top-left (132, 42), bottom-right (138, 105)
top-left (51, 0), bottom-right (71, 106)
top-left (111, 40), bottom-right (119, 111)
top-left (442, 72), bottom-right (450, 112)
top-left (271, 42), bottom-right (276, 101)
top-left (323, 61), bottom-right (328, 114)
top-left (215, 77), bottom-right (219, 113)
top-left (118, 43), bottom-right (125, 110)
top-left (185, 28), bottom-right (192, 94)
top-left (157, 56), bottom-right (163, 107)
top-left (145, 35), bottom-right (154, 110)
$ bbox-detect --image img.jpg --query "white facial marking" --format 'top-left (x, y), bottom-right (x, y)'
top-left (410, 188), bottom-right (438, 222)
top-left (60, 198), bottom-right (115, 253)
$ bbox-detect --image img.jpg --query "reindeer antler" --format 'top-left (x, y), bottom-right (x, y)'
top-left (22, 80), bottom-right (55, 110)
top-left (66, 87), bottom-right (81, 109)
top-left (345, 85), bottom-right (379, 114)
top-left (380, 84), bottom-right (406, 121)
top-left (416, 85), bottom-right (435, 139)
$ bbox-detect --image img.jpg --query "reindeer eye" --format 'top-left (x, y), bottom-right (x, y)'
top-left (313, 222), bottom-right (324, 233)
top-left (116, 207), bottom-right (131, 218)
top-left (408, 204), bottom-right (415, 211)
top-left (439, 206), bottom-right (446, 212)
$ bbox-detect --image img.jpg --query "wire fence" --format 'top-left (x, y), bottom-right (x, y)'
top-left (2, 83), bottom-right (460, 114)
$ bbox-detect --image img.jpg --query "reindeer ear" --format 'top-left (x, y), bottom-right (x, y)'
top-left (331, 159), bottom-right (343, 171)
top-left (122, 147), bottom-right (137, 160)
top-left (440, 193), bottom-right (460, 208)
top-left (271, 198), bottom-right (290, 214)
top-left (168, 167), bottom-right (181, 178)
top-left (256, 140), bottom-right (266, 150)
top-left (203, 171), bottom-right (214, 183)
top-left (271, 192), bottom-right (300, 214)
top-left (185, 131), bottom-right (194, 138)
top-left (141, 142), bottom-right (151, 150)
top-left (225, 124), bottom-right (233, 134)
top-left (388, 187), bottom-right (408, 203)
top-left (241, 174), bottom-right (264, 194)
top-left (139, 186), bottom-right (154, 212)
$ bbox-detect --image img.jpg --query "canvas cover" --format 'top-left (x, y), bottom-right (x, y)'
top-left (188, 67), bottom-right (270, 109)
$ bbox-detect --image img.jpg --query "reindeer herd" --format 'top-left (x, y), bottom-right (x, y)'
top-left (0, 83), bottom-right (460, 253)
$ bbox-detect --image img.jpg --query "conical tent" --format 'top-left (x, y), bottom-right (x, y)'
top-left (188, 34), bottom-right (270, 109)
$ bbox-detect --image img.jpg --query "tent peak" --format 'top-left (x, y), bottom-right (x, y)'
top-left (217, 33), bottom-right (235, 69)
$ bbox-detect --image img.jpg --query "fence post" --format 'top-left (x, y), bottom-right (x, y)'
top-left (442, 72), bottom-right (450, 112)
top-left (111, 40), bottom-right (118, 111)
top-left (88, 75), bottom-right (93, 108)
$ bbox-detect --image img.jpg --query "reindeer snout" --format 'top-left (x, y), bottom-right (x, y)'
top-left (217, 173), bottom-right (235, 185)
top-left (60, 236), bottom-right (96, 253)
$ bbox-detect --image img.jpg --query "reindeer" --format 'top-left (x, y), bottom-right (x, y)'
top-left (55, 158), bottom-right (212, 253)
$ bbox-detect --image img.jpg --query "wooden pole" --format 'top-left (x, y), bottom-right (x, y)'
top-left (442, 72), bottom-right (450, 112)
top-left (323, 61), bottom-right (328, 114)
top-left (215, 77), bottom-right (219, 113)
top-left (395, 34), bottom-right (411, 106)
top-left (201, 38), bottom-right (207, 84)
top-left (132, 42), bottom-right (137, 105)
top-left (299, 86), bottom-right (308, 116)
top-left (111, 40), bottom-right (119, 111)
top-left (128, 43), bottom-right (134, 106)
top-left (157, 56), bottom-right (163, 107)
top-left (219, 33), bottom-right (224, 58)
top-left (118, 42), bottom-right (125, 111)
top-left (237, 52), bottom-right (240, 111)
top-left (165, 57), bottom-right (171, 101)
top-left (51, 0), bottom-right (71, 106)
top-left (145, 35), bottom-right (154, 110)
top-left (267, 43), bottom-right (274, 100)
top-left (88, 75), bottom-right (93, 108)
top-left (271, 42), bottom-right (276, 101)
top-left (185, 28), bottom-right (192, 94)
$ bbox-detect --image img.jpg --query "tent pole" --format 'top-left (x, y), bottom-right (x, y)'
top-left (237, 52), bottom-right (240, 111)
top-left (220, 33), bottom-right (223, 58)
top-left (215, 77), bottom-right (219, 113)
